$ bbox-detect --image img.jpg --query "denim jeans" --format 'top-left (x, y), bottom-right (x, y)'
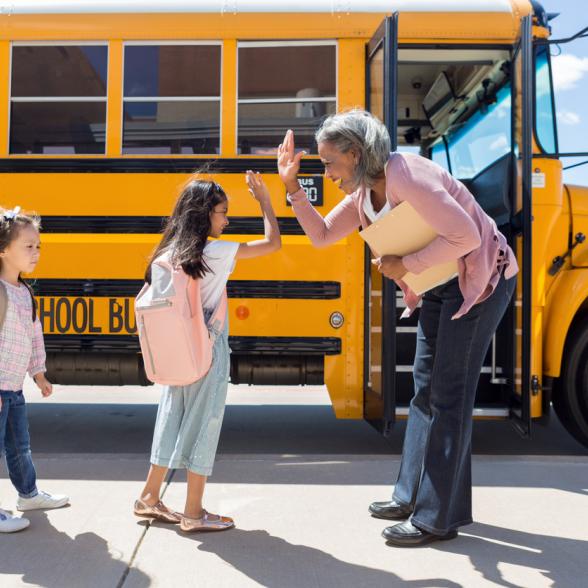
top-left (151, 312), bottom-right (230, 477)
top-left (393, 272), bottom-right (516, 535)
top-left (0, 390), bottom-right (38, 498)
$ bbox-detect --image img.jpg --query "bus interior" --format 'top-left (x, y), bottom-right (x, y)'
top-left (372, 47), bottom-right (517, 414)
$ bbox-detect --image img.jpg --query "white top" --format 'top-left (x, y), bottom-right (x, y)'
top-left (200, 240), bottom-right (240, 310)
top-left (149, 240), bottom-right (239, 312)
top-left (363, 189), bottom-right (391, 223)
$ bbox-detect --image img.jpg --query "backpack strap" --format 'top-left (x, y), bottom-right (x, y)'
top-left (0, 279), bottom-right (36, 331)
top-left (208, 288), bottom-right (228, 341)
top-left (0, 280), bottom-right (7, 332)
top-left (20, 279), bottom-right (37, 322)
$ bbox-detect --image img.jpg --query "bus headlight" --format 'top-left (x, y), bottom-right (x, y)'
top-left (329, 311), bottom-right (344, 329)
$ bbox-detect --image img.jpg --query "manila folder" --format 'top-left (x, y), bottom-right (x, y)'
top-left (359, 201), bottom-right (458, 295)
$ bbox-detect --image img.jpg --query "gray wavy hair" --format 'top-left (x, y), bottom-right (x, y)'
top-left (315, 109), bottom-right (391, 189)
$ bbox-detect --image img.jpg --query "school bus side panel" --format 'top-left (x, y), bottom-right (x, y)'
top-left (531, 158), bottom-right (567, 414)
top-left (544, 183), bottom-right (588, 377)
top-left (543, 271), bottom-right (588, 377)
top-left (322, 38), bottom-right (367, 418)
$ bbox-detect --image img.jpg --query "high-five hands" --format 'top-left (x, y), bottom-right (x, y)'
top-left (277, 130), bottom-right (306, 194)
top-left (245, 170), bottom-right (271, 204)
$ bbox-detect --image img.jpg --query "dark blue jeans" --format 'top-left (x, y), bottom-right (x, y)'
top-left (393, 272), bottom-right (516, 535)
top-left (0, 390), bottom-right (38, 498)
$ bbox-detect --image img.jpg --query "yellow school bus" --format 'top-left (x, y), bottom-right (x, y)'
top-left (1, 0), bottom-right (588, 446)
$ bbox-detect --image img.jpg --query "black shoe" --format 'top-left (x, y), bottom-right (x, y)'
top-left (382, 521), bottom-right (458, 547)
top-left (368, 500), bottom-right (413, 520)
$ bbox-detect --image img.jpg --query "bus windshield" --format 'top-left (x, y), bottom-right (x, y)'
top-left (441, 84), bottom-right (512, 179)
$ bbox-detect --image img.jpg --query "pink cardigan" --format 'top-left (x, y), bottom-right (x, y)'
top-left (288, 152), bottom-right (518, 319)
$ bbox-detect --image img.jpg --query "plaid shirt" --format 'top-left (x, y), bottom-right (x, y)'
top-left (0, 279), bottom-right (46, 391)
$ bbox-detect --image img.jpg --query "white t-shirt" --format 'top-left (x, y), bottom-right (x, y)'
top-left (200, 240), bottom-right (240, 310)
top-left (363, 188), bottom-right (391, 222)
top-left (150, 240), bottom-right (239, 312)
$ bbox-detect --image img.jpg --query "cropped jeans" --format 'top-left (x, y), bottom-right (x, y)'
top-left (0, 390), bottom-right (38, 498)
top-left (392, 272), bottom-right (516, 535)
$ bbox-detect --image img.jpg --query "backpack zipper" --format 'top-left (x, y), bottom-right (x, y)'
top-left (140, 299), bottom-right (172, 310)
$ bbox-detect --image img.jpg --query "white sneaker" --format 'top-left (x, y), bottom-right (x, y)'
top-left (16, 490), bottom-right (69, 511)
top-left (0, 508), bottom-right (30, 533)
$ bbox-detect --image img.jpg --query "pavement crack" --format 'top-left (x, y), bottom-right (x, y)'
top-left (116, 469), bottom-right (177, 588)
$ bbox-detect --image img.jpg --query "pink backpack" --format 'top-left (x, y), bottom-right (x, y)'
top-left (135, 255), bottom-right (227, 386)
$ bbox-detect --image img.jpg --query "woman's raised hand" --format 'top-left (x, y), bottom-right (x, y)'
top-left (277, 130), bottom-right (305, 194)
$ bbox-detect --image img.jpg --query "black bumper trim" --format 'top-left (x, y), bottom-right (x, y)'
top-left (32, 279), bottom-right (340, 300)
top-left (0, 157), bottom-right (324, 174)
top-left (44, 335), bottom-right (341, 355)
top-left (39, 215), bottom-right (304, 235)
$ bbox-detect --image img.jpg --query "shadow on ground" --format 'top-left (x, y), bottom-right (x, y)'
top-left (0, 511), bottom-right (151, 588)
top-left (438, 522), bottom-right (587, 588)
top-left (22, 403), bottom-right (588, 457)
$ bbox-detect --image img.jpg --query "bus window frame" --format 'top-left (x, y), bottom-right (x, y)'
top-left (364, 14), bottom-right (398, 436)
top-left (9, 40), bottom-right (109, 157)
top-left (532, 42), bottom-right (559, 156)
top-left (430, 137), bottom-right (452, 174)
top-left (534, 30), bottom-right (588, 158)
top-left (235, 39), bottom-right (338, 157)
top-left (441, 82), bottom-right (512, 180)
top-left (121, 40), bottom-right (223, 157)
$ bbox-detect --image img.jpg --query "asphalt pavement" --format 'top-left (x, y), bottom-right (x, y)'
top-left (0, 382), bottom-right (587, 587)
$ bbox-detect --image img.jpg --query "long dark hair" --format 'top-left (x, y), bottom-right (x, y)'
top-left (145, 179), bottom-right (227, 282)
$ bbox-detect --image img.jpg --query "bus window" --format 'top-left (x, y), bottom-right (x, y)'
top-left (122, 44), bottom-right (221, 155)
top-left (445, 85), bottom-right (511, 179)
top-left (10, 45), bottom-right (108, 154)
top-left (237, 42), bottom-right (336, 155)
top-left (431, 141), bottom-right (450, 171)
top-left (535, 46), bottom-right (557, 154)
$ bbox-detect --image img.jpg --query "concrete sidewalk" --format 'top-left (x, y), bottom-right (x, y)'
top-left (1, 453), bottom-right (587, 588)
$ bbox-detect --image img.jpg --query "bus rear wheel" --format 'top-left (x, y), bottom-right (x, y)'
top-left (553, 318), bottom-right (588, 448)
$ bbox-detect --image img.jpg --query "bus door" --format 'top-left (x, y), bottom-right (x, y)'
top-left (510, 15), bottom-right (533, 436)
top-left (364, 14), bottom-right (398, 436)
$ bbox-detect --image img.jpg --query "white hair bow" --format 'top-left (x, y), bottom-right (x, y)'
top-left (2, 206), bottom-right (21, 221)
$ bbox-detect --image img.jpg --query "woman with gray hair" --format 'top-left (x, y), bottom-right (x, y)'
top-left (277, 109), bottom-right (518, 547)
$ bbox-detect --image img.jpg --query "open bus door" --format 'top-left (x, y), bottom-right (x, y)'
top-left (364, 14), bottom-right (398, 436)
top-left (363, 13), bottom-right (534, 437)
top-left (510, 14), bottom-right (533, 436)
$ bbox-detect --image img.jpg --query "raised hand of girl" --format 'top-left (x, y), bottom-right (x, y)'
top-left (245, 171), bottom-right (270, 204)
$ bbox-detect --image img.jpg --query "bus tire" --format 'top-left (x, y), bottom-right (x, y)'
top-left (553, 318), bottom-right (588, 448)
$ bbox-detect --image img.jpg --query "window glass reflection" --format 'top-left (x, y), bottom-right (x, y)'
top-left (10, 102), bottom-right (106, 154)
top-left (123, 101), bottom-right (220, 154)
top-left (238, 101), bottom-right (336, 154)
top-left (124, 45), bottom-right (221, 97)
top-left (11, 46), bottom-right (107, 97)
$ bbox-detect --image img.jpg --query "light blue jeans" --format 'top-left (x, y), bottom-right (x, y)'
top-left (150, 315), bottom-right (230, 477)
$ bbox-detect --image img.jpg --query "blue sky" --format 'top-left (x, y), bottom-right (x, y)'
top-left (540, 0), bottom-right (588, 185)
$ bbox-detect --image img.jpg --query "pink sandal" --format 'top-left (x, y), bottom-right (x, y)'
top-left (180, 509), bottom-right (235, 532)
